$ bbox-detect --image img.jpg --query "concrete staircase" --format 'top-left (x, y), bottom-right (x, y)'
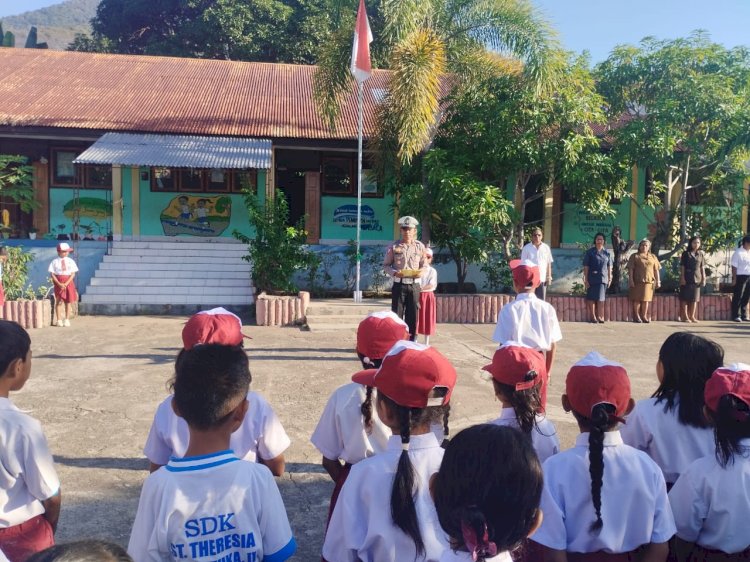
top-left (79, 239), bottom-right (254, 315)
top-left (305, 298), bottom-right (392, 331)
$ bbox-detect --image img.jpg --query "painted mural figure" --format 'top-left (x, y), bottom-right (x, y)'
top-left (194, 199), bottom-right (210, 227)
top-left (178, 196), bottom-right (192, 221)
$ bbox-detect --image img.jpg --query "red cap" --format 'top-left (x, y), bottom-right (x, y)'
top-left (705, 364), bottom-right (750, 414)
top-left (356, 310), bottom-right (409, 361)
top-left (510, 259), bottom-right (540, 289)
top-left (352, 341), bottom-right (457, 408)
top-left (483, 343), bottom-right (546, 391)
top-left (182, 307), bottom-right (247, 350)
top-left (57, 242), bottom-right (73, 253)
top-left (566, 352), bottom-right (631, 417)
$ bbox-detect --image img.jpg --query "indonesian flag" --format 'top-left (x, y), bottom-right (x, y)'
top-left (350, 0), bottom-right (373, 83)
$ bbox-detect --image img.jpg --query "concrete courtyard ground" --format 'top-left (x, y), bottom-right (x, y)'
top-left (15, 315), bottom-right (750, 559)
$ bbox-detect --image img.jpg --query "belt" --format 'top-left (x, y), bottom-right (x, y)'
top-left (394, 278), bottom-right (417, 285)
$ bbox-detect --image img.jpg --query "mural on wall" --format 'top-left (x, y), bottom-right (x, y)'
top-left (57, 197), bottom-right (113, 240)
top-left (332, 204), bottom-right (382, 231)
top-left (160, 195), bottom-right (231, 236)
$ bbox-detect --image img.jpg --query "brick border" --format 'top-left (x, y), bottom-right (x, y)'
top-left (0, 299), bottom-right (53, 329)
top-left (255, 291), bottom-right (310, 326)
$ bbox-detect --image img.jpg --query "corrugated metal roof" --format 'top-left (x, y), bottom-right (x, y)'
top-left (0, 49), bottom-right (394, 140)
top-left (74, 133), bottom-right (272, 168)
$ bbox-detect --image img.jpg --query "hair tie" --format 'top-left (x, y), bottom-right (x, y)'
top-left (460, 521), bottom-right (497, 562)
top-left (401, 442), bottom-right (410, 451)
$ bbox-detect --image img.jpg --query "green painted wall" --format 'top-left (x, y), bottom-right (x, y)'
top-left (122, 167), bottom-right (133, 236)
top-left (320, 195), bottom-right (394, 241)
top-left (49, 188), bottom-right (113, 240)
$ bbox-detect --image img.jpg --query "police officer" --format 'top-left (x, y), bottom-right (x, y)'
top-left (383, 216), bottom-right (427, 340)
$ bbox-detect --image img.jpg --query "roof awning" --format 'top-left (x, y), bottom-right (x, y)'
top-left (74, 132), bottom-right (272, 169)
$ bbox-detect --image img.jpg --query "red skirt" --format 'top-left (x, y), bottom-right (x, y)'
top-left (418, 291), bottom-right (436, 335)
top-left (53, 275), bottom-right (78, 303)
top-left (0, 283), bottom-right (4, 306)
top-left (0, 515), bottom-right (55, 562)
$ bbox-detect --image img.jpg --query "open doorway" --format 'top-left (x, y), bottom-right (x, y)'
top-left (276, 169), bottom-right (307, 226)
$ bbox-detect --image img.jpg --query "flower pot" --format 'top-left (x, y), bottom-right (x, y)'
top-left (29, 232), bottom-right (37, 240)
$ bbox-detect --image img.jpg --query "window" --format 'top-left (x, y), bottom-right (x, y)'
top-left (85, 165), bottom-right (112, 189)
top-left (208, 169), bottom-right (229, 192)
top-left (53, 149), bottom-right (81, 186)
top-left (179, 169), bottom-right (204, 191)
top-left (322, 157), bottom-right (353, 195)
top-left (152, 167), bottom-right (177, 191)
top-left (231, 170), bottom-right (257, 193)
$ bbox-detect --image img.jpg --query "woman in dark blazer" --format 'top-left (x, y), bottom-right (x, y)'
top-left (679, 236), bottom-right (706, 323)
top-left (583, 232), bottom-right (613, 323)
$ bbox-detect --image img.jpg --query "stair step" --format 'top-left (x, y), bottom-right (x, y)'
top-left (115, 240), bottom-right (244, 249)
top-left (95, 262), bottom-right (250, 272)
top-left (90, 277), bottom-right (250, 287)
top-left (103, 255), bottom-right (247, 265)
top-left (111, 248), bottom-right (247, 258)
top-left (81, 294), bottom-right (253, 305)
top-left (85, 286), bottom-right (253, 296)
top-left (92, 269), bottom-right (250, 279)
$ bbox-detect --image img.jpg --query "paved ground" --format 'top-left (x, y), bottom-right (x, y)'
top-left (14, 314), bottom-right (750, 559)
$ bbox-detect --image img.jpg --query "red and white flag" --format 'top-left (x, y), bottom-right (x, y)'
top-left (350, 0), bottom-right (373, 83)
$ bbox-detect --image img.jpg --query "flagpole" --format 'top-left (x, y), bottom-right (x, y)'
top-left (354, 80), bottom-right (364, 303)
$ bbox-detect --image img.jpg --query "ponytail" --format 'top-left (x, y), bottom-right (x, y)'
top-left (493, 379), bottom-right (541, 436)
top-left (360, 386), bottom-right (374, 433)
top-left (588, 403), bottom-right (614, 533)
top-left (441, 403), bottom-right (451, 448)
top-left (459, 506), bottom-right (497, 562)
top-left (390, 403), bottom-right (425, 557)
top-left (711, 395), bottom-right (750, 467)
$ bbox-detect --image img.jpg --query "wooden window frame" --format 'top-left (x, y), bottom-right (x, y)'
top-left (206, 168), bottom-right (230, 193)
top-left (322, 156), bottom-right (354, 195)
top-left (231, 169), bottom-right (258, 194)
top-left (51, 148), bottom-right (83, 187)
top-left (178, 168), bottom-right (205, 192)
top-left (151, 167), bottom-right (178, 192)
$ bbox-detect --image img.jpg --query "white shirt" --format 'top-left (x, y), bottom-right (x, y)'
top-left (669, 440), bottom-right (750, 553)
top-left (492, 293), bottom-right (562, 351)
top-left (0, 398), bottom-right (60, 527)
top-left (531, 431), bottom-right (675, 553)
top-left (0, 547), bottom-right (9, 562)
top-left (490, 408), bottom-right (560, 463)
top-left (47, 256), bottom-right (79, 276)
top-left (310, 383), bottom-right (390, 465)
top-left (322, 433), bottom-right (448, 562)
top-left (731, 247), bottom-right (750, 275)
top-left (128, 451), bottom-right (296, 562)
top-left (620, 397), bottom-right (714, 484)
top-left (420, 267), bottom-right (438, 292)
top-left (144, 392), bottom-right (290, 465)
top-left (440, 549), bottom-right (512, 562)
top-left (521, 242), bottom-right (553, 283)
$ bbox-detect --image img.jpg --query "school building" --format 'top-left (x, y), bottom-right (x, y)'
top-left (0, 48), bottom-right (746, 306)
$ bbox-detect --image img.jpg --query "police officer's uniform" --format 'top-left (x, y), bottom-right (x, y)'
top-left (383, 216), bottom-right (426, 340)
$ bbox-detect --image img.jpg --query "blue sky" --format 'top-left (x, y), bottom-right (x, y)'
top-left (1, 0), bottom-right (749, 63)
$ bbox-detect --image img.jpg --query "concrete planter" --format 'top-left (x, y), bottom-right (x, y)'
top-left (435, 293), bottom-right (732, 324)
top-left (255, 291), bottom-right (310, 326)
top-left (0, 299), bottom-right (53, 329)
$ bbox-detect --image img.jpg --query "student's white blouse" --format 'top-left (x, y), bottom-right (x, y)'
top-left (490, 407), bottom-right (560, 463)
top-left (531, 431), bottom-right (676, 554)
top-left (620, 396), bottom-right (715, 484)
top-left (669, 439), bottom-right (750, 553)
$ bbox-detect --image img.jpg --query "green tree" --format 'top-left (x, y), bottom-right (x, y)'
top-left (75, 0), bottom-right (334, 64)
top-left (0, 155), bottom-right (36, 213)
top-left (430, 54), bottom-right (624, 257)
top-left (233, 189), bottom-right (315, 294)
top-left (398, 149), bottom-right (513, 291)
top-left (595, 32), bottom-right (750, 255)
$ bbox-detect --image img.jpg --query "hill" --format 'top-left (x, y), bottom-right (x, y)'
top-left (1, 0), bottom-right (97, 50)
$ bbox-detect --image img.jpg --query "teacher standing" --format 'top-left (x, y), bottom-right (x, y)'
top-left (520, 227), bottom-right (553, 301)
top-left (383, 216), bottom-right (427, 341)
top-left (583, 232), bottom-right (613, 323)
top-left (627, 239), bottom-right (661, 323)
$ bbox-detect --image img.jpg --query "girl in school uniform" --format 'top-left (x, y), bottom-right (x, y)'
top-left (322, 340), bottom-right (456, 562)
top-left (48, 243), bottom-right (78, 327)
top-left (482, 343), bottom-right (559, 463)
top-left (418, 248), bottom-right (438, 345)
top-left (531, 352), bottom-right (676, 561)
top-left (311, 310), bottom-right (409, 522)
top-left (668, 364), bottom-right (750, 559)
top-left (433, 424), bottom-right (544, 562)
top-left (620, 332), bottom-right (724, 488)
top-left (143, 308), bottom-right (291, 476)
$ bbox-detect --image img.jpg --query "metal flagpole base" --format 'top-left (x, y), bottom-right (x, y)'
top-left (353, 291), bottom-right (363, 303)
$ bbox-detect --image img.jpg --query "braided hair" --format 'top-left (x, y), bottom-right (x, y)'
top-left (492, 376), bottom-right (542, 436)
top-left (357, 352), bottom-right (383, 434)
top-left (586, 403), bottom-right (617, 533)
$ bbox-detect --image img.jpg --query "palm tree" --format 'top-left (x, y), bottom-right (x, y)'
top-left (314, 0), bottom-right (562, 166)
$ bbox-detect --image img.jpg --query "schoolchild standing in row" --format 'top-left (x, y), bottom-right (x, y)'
top-left (417, 248), bottom-right (438, 346)
top-left (531, 352), bottom-right (675, 561)
top-left (322, 341), bottom-right (456, 562)
top-left (621, 332), bottom-right (723, 488)
top-left (492, 259), bottom-right (562, 409)
top-left (48, 243), bottom-right (78, 328)
top-left (433, 424), bottom-right (544, 562)
top-left (311, 310), bottom-right (408, 523)
top-left (0, 320), bottom-right (61, 562)
top-left (143, 308), bottom-right (290, 476)
top-left (128, 311), bottom-right (296, 562)
top-left (483, 343), bottom-right (559, 463)
top-left (669, 364), bottom-right (750, 559)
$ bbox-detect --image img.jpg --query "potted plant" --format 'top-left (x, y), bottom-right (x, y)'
top-left (28, 226), bottom-right (38, 240)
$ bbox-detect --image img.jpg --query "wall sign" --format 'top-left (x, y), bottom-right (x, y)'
top-left (332, 204), bottom-right (382, 231)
